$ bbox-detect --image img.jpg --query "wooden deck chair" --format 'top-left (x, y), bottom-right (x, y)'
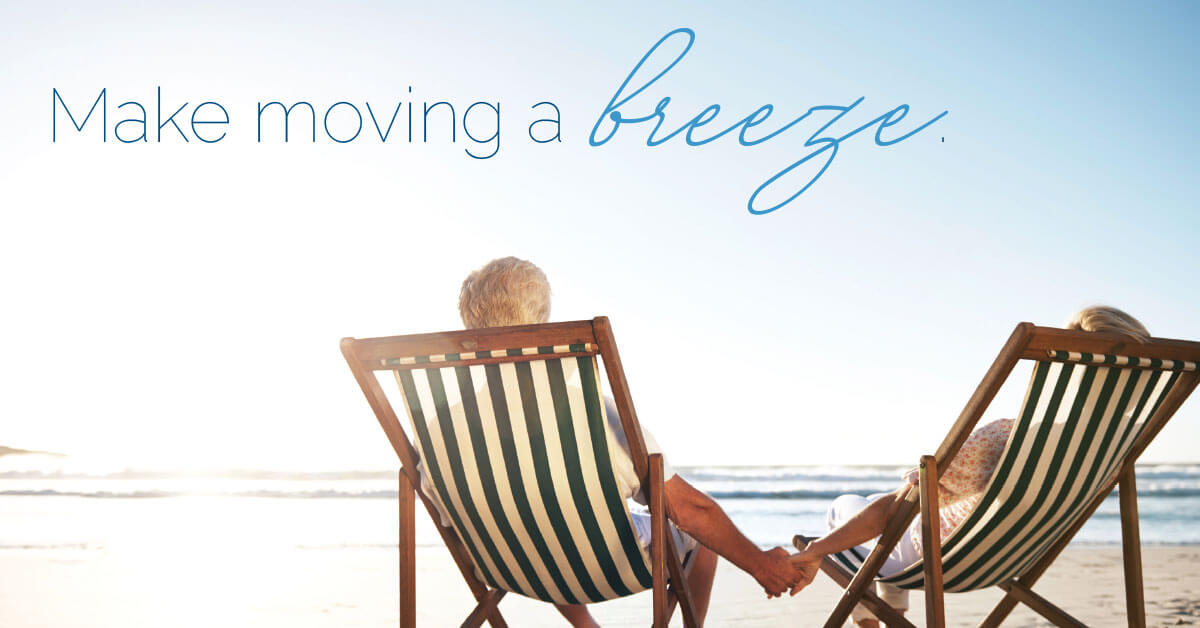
top-left (793, 323), bottom-right (1200, 628)
top-left (341, 317), bottom-right (699, 628)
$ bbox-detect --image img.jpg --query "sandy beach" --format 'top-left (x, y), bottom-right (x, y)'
top-left (3, 542), bottom-right (1197, 627)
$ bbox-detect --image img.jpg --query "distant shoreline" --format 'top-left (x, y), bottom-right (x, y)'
top-left (0, 446), bottom-right (64, 458)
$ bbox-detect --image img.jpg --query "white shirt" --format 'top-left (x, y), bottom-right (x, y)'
top-left (603, 396), bottom-right (675, 506)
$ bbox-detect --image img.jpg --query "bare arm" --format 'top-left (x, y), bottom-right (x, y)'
top-left (805, 482), bottom-right (911, 556)
top-left (663, 475), bottom-right (799, 596)
top-left (787, 482), bottom-right (913, 595)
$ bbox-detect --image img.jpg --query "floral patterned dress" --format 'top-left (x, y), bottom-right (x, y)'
top-left (906, 418), bottom-right (1015, 551)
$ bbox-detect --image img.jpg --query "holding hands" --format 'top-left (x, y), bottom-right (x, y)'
top-left (788, 541), bottom-right (824, 596)
top-left (753, 546), bottom-right (821, 598)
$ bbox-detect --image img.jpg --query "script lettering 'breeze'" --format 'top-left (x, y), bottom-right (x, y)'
top-left (590, 28), bottom-right (948, 215)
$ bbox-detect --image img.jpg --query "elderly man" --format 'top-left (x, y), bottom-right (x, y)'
top-left (414, 256), bottom-right (801, 627)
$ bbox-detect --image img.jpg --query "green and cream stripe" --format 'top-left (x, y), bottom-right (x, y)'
top-left (381, 343), bottom-right (596, 367)
top-left (1047, 349), bottom-right (1196, 372)
top-left (391, 352), bottom-right (652, 604)
top-left (830, 358), bottom-right (1181, 593)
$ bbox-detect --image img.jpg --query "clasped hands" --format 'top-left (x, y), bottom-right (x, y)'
top-left (754, 545), bottom-right (824, 599)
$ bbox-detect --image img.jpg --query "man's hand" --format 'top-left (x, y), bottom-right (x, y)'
top-left (788, 546), bottom-right (823, 596)
top-left (753, 547), bottom-right (803, 598)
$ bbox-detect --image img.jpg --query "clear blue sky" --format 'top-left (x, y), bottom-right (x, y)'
top-left (1, 1), bottom-right (1197, 470)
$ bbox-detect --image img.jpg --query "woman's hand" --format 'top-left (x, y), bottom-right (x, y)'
top-left (787, 545), bottom-right (823, 596)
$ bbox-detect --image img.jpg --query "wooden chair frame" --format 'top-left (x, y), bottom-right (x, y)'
top-left (799, 323), bottom-right (1200, 628)
top-left (341, 317), bottom-right (698, 628)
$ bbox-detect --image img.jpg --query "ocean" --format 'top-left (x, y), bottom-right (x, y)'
top-left (3, 460), bottom-right (1199, 552)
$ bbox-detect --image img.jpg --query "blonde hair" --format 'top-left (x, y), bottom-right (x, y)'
top-left (1066, 306), bottom-right (1151, 343)
top-left (458, 257), bottom-right (551, 329)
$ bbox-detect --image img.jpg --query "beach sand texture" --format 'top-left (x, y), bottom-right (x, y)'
top-left (3, 545), bottom-right (1197, 627)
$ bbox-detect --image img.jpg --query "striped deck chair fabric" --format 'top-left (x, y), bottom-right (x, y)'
top-left (342, 319), bottom-right (699, 628)
top-left (830, 350), bottom-right (1193, 592)
top-left (390, 343), bottom-right (654, 604)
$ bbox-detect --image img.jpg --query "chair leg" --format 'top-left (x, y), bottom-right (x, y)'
top-left (1119, 467), bottom-right (1146, 628)
top-left (826, 487), bottom-right (921, 628)
top-left (665, 535), bottom-right (698, 627)
top-left (665, 585), bottom-right (679, 626)
top-left (653, 451), bottom-right (701, 627)
top-left (399, 470), bottom-right (417, 628)
top-left (461, 589), bottom-right (507, 628)
top-left (997, 581), bottom-right (1087, 628)
top-left (919, 455), bottom-right (946, 628)
top-left (649, 454), bottom-right (669, 628)
top-left (807, 550), bottom-right (915, 628)
top-left (979, 591), bottom-right (1014, 628)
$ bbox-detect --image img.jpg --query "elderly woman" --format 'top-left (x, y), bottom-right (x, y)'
top-left (789, 306), bottom-right (1152, 627)
top-left (420, 257), bottom-right (802, 628)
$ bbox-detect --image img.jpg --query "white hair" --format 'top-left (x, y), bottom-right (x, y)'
top-left (458, 257), bottom-right (551, 329)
